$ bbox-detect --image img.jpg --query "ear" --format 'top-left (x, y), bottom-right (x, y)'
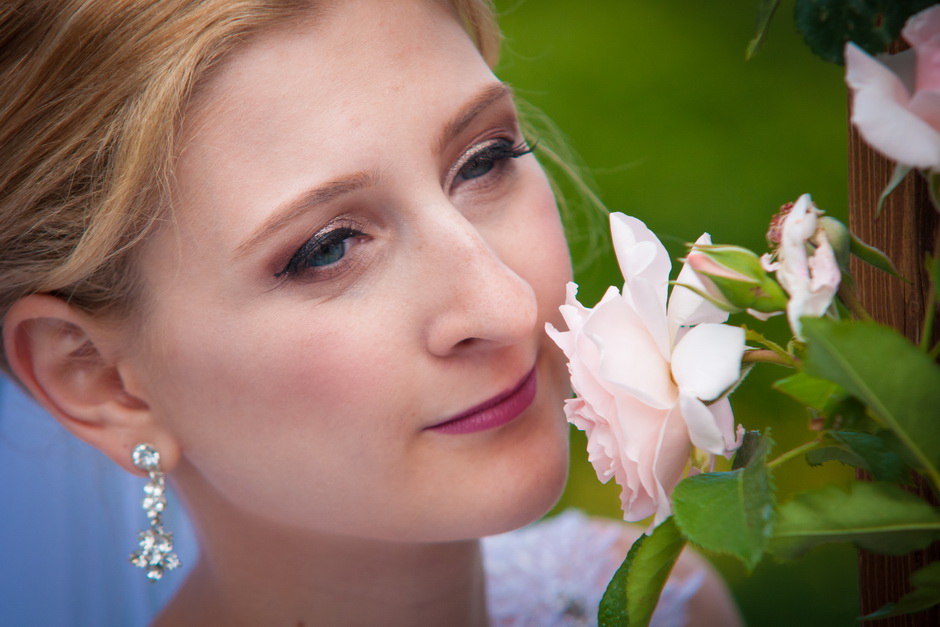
top-left (3, 294), bottom-right (180, 475)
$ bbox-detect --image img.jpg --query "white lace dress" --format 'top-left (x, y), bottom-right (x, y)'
top-left (483, 510), bottom-right (702, 627)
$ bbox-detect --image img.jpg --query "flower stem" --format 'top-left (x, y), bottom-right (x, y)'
top-left (767, 439), bottom-right (821, 470)
top-left (742, 348), bottom-right (796, 368)
top-left (837, 282), bottom-right (873, 322)
top-left (919, 229), bottom-right (940, 353)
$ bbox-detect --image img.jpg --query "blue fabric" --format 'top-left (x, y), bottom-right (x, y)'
top-left (0, 376), bottom-right (196, 627)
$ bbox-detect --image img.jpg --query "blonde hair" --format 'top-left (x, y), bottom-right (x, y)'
top-left (0, 0), bottom-right (500, 375)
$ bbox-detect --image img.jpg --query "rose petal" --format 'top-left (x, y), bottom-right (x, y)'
top-left (904, 5), bottom-right (940, 92)
top-left (667, 233), bottom-right (730, 342)
top-left (610, 213), bottom-right (671, 301)
top-left (585, 295), bottom-right (676, 409)
top-left (671, 323), bottom-right (745, 401)
top-left (846, 43), bottom-right (940, 169)
top-left (678, 392), bottom-right (727, 456)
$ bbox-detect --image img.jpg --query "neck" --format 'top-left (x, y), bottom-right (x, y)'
top-left (156, 476), bottom-right (489, 627)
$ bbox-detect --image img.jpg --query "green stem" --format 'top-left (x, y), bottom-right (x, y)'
top-left (767, 439), bottom-right (821, 470)
top-left (742, 348), bottom-right (797, 368)
top-left (920, 228), bottom-right (940, 352)
top-left (837, 282), bottom-right (873, 322)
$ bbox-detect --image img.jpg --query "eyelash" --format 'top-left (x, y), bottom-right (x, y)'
top-left (275, 224), bottom-right (365, 279)
top-left (451, 138), bottom-right (532, 186)
top-left (275, 136), bottom-right (534, 280)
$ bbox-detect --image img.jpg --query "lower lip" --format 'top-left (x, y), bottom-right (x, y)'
top-left (427, 367), bottom-right (538, 435)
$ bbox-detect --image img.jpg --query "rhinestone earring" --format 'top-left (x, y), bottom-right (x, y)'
top-left (129, 443), bottom-right (181, 581)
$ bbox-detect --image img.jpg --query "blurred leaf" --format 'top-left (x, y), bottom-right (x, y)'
top-left (862, 562), bottom-right (940, 620)
top-left (793, 0), bottom-right (931, 65)
top-left (747, 0), bottom-right (783, 60)
top-left (877, 164), bottom-right (913, 215)
top-left (771, 482), bottom-right (940, 558)
top-left (773, 372), bottom-right (846, 412)
top-left (850, 231), bottom-right (904, 279)
top-left (805, 431), bottom-right (910, 483)
top-left (674, 433), bottom-right (775, 570)
top-left (599, 517), bottom-right (686, 627)
top-left (802, 319), bottom-right (940, 490)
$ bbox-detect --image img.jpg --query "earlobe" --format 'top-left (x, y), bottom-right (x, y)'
top-left (3, 294), bottom-right (179, 474)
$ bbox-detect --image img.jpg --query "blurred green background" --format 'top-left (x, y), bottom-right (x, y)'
top-left (492, 1), bottom-right (857, 624)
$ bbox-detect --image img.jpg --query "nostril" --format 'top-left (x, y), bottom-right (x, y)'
top-left (455, 337), bottom-right (478, 349)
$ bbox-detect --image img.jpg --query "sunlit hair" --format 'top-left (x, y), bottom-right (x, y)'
top-left (0, 0), bottom-right (500, 375)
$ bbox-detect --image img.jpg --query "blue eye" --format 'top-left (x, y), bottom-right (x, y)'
top-left (276, 226), bottom-right (363, 278)
top-left (456, 139), bottom-right (532, 182)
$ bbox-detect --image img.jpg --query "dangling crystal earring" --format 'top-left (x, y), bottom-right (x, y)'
top-left (129, 443), bottom-right (181, 581)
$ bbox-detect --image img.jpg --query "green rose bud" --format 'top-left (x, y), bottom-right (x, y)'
top-left (686, 244), bottom-right (789, 315)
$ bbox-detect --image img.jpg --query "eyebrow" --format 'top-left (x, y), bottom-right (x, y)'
top-left (435, 82), bottom-right (513, 153)
top-left (236, 82), bottom-right (514, 260)
top-left (235, 170), bottom-right (377, 259)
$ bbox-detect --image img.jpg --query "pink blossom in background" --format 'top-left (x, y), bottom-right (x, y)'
top-left (845, 5), bottom-right (940, 172)
top-left (546, 213), bottom-right (745, 525)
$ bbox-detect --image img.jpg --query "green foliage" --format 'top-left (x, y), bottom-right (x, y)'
top-left (862, 562), bottom-right (940, 620)
top-left (877, 164), bottom-right (913, 215)
top-left (673, 433), bottom-right (775, 570)
top-left (805, 430), bottom-right (909, 483)
top-left (849, 231), bottom-right (903, 279)
top-left (773, 371), bottom-right (845, 412)
top-left (770, 482), bottom-right (940, 558)
top-left (599, 517), bottom-right (686, 627)
top-left (793, 0), bottom-right (935, 64)
top-left (802, 318), bottom-right (940, 491)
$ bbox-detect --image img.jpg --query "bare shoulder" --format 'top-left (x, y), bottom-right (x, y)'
top-left (603, 518), bottom-right (745, 627)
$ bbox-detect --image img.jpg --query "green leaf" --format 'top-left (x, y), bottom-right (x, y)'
top-left (877, 163), bottom-right (913, 215)
top-left (598, 517), bottom-right (686, 627)
top-left (802, 319), bottom-right (940, 491)
top-left (673, 433), bottom-right (775, 570)
top-left (849, 231), bottom-right (904, 280)
top-left (793, 0), bottom-right (932, 65)
top-left (747, 0), bottom-right (782, 60)
top-left (770, 482), bottom-right (940, 559)
top-left (773, 372), bottom-right (846, 412)
top-left (862, 562), bottom-right (940, 620)
top-left (805, 431), bottom-right (910, 483)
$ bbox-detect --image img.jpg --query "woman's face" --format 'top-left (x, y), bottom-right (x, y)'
top-left (127, 0), bottom-right (573, 541)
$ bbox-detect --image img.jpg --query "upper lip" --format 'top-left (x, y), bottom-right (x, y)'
top-left (425, 365), bottom-right (537, 430)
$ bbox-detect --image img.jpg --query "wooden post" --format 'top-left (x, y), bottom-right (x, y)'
top-left (847, 50), bottom-right (940, 622)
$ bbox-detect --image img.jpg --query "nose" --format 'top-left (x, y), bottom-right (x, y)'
top-left (420, 211), bottom-right (538, 358)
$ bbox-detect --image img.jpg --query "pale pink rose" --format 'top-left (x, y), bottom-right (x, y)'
top-left (760, 194), bottom-right (841, 338)
top-left (546, 213), bottom-right (745, 525)
top-left (845, 5), bottom-right (940, 171)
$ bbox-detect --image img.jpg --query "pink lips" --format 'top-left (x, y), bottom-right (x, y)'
top-left (426, 367), bottom-right (538, 435)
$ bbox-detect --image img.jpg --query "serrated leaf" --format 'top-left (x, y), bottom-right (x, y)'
top-left (849, 231), bottom-right (904, 279)
top-left (862, 562), bottom-right (940, 620)
top-left (773, 372), bottom-right (846, 412)
top-left (673, 433), bottom-right (775, 570)
top-left (829, 431), bottom-right (910, 483)
top-left (771, 482), bottom-right (940, 559)
top-left (598, 517), bottom-right (686, 627)
top-left (805, 432), bottom-right (909, 483)
top-left (802, 319), bottom-right (940, 491)
top-left (747, 0), bottom-right (783, 60)
top-left (806, 445), bottom-right (866, 468)
top-left (793, 0), bottom-right (924, 65)
top-left (876, 163), bottom-right (913, 215)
